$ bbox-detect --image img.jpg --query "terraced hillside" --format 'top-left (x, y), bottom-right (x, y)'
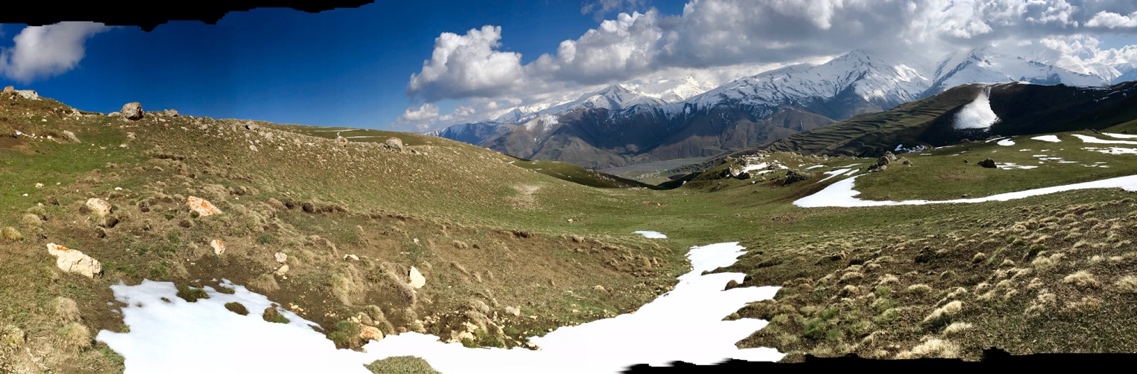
top-left (764, 81), bottom-right (1137, 158)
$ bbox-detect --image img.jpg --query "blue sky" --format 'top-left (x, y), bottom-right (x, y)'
top-left (1, 1), bottom-right (1135, 133)
top-left (0, 1), bottom-right (681, 130)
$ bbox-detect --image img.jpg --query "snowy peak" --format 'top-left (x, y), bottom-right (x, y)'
top-left (927, 47), bottom-right (1111, 94)
top-left (536, 83), bottom-right (666, 118)
top-left (685, 49), bottom-right (931, 113)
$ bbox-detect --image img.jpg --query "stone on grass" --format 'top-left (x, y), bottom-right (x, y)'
top-left (408, 266), bottom-right (426, 289)
top-left (186, 196), bottom-right (221, 216)
top-left (47, 243), bottom-right (101, 278)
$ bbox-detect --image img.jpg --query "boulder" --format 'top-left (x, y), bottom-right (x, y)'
top-left (47, 243), bottom-right (102, 278)
top-left (408, 266), bottom-right (426, 289)
top-left (85, 198), bottom-right (112, 218)
top-left (384, 137), bottom-right (404, 151)
top-left (978, 158), bottom-right (997, 169)
top-left (359, 325), bottom-right (384, 342)
top-left (211, 239), bottom-right (226, 255)
top-left (121, 102), bottom-right (143, 120)
top-left (2, 86), bottom-right (12, 93)
top-left (782, 170), bottom-right (812, 185)
top-left (186, 196), bottom-right (221, 216)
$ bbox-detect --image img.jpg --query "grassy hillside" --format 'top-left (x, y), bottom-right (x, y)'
top-left (764, 81), bottom-right (1137, 158)
top-left (6, 86), bottom-right (1137, 372)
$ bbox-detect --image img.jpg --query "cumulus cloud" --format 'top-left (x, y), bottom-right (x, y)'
top-left (402, 0), bottom-right (1137, 131)
top-left (581, 0), bottom-right (646, 21)
top-left (0, 22), bottom-right (110, 83)
top-left (406, 25), bottom-right (526, 103)
top-left (1086, 10), bottom-right (1137, 29)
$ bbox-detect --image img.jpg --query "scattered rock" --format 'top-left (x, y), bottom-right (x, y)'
top-left (593, 285), bottom-right (607, 292)
top-left (725, 279), bottom-right (741, 290)
top-left (47, 243), bottom-right (102, 278)
top-left (359, 324), bottom-right (384, 342)
top-left (211, 239), bottom-right (226, 256)
top-left (186, 196), bottom-right (221, 216)
top-left (344, 254), bottom-right (360, 261)
top-left (336, 135), bottom-right (348, 147)
top-left (274, 252), bottom-right (287, 263)
top-left (978, 158), bottom-right (997, 168)
top-left (274, 264), bottom-right (290, 277)
top-left (504, 306), bottom-right (521, 317)
top-left (408, 266), bottom-right (426, 289)
top-left (385, 137), bottom-right (404, 151)
top-left (62, 130), bottom-right (80, 143)
top-left (85, 198), bottom-right (112, 218)
top-left (782, 170), bottom-right (812, 185)
top-left (121, 102), bottom-right (143, 120)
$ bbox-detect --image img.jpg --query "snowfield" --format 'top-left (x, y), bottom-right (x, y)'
top-left (96, 238), bottom-right (784, 374)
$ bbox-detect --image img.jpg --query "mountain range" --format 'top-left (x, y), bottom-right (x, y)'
top-left (430, 47), bottom-right (1137, 170)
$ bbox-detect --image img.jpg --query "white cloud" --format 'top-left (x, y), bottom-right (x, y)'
top-left (0, 22), bottom-right (110, 83)
top-left (1086, 11), bottom-right (1137, 29)
top-left (581, 0), bottom-right (646, 21)
top-left (402, 0), bottom-right (1137, 131)
top-left (406, 25), bottom-right (526, 103)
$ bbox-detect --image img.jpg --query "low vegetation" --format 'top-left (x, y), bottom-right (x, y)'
top-left (3, 85), bottom-right (1137, 373)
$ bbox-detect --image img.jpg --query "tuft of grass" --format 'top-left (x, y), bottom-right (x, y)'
top-left (263, 306), bottom-right (290, 324)
top-left (57, 322), bottom-right (92, 351)
top-left (365, 356), bottom-right (441, 374)
top-left (1, 226), bottom-right (21, 241)
top-left (225, 302), bottom-right (249, 316)
top-left (175, 284), bottom-right (209, 302)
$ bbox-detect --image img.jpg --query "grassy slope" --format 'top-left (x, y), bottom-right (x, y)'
top-left (5, 88), bottom-right (1137, 372)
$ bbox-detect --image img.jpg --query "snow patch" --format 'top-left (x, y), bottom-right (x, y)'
top-left (953, 88), bottom-right (1000, 130)
top-left (633, 231), bottom-right (667, 239)
top-left (96, 244), bottom-right (785, 374)
top-left (794, 173), bottom-right (1137, 208)
top-left (997, 138), bottom-right (1015, 146)
top-left (1031, 135), bottom-right (1061, 143)
top-left (1072, 134), bottom-right (1137, 145)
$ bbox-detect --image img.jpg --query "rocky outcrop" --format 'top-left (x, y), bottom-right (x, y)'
top-left (85, 198), bottom-right (112, 218)
top-left (121, 102), bottom-right (143, 120)
top-left (46, 243), bottom-right (101, 278)
top-left (978, 158), bottom-right (997, 168)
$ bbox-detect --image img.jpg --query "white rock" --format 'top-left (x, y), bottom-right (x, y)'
top-left (343, 254), bottom-right (360, 261)
top-left (408, 266), bottom-right (426, 289)
top-left (274, 252), bottom-right (287, 263)
top-left (85, 198), bottom-right (112, 218)
top-left (46, 243), bottom-right (101, 278)
top-left (210, 240), bottom-right (225, 256)
top-left (275, 264), bottom-right (289, 277)
top-left (34, 183), bottom-right (43, 189)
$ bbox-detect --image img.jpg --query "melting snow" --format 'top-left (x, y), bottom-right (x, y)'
top-left (1031, 135), bottom-right (1061, 143)
top-left (997, 138), bottom-right (1015, 146)
top-left (96, 242), bottom-right (783, 374)
top-left (1071, 134), bottom-right (1137, 145)
top-left (818, 168), bottom-right (853, 183)
top-left (633, 231), bottom-right (667, 239)
top-left (1102, 132), bottom-right (1137, 139)
top-left (954, 88), bottom-right (1000, 130)
top-left (794, 174), bottom-right (1137, 208)
top-left (1084, 147), bottom-right (1137, 155)
top-left (804, 165), bottom-right (826, 170)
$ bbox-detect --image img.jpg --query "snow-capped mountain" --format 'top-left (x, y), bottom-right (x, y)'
top-left (671, 49), bottom-right (932, 119)
top-left (430, 47), bottom-right (1136, 170)
top-left (925, 46), bottom-right (1111, 95)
